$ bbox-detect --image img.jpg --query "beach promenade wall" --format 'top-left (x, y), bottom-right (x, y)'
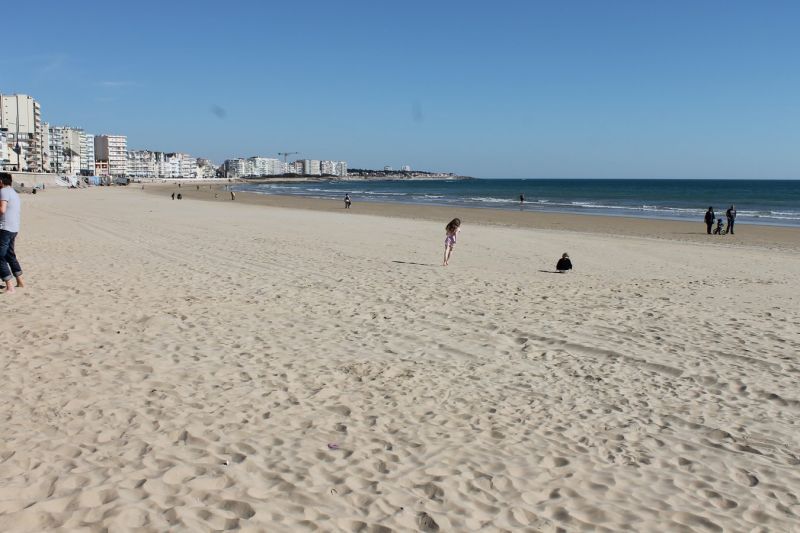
top-left (8, 172), bottom-right (67, 188)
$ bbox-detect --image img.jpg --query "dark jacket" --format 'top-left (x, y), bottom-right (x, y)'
top-left (556, 258), bottom-right (572, 271)
top-left (705, 210), bottom-right (715, 224)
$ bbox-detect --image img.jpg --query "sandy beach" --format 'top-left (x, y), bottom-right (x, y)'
top-left (2, 186), bottom-right (799, 532)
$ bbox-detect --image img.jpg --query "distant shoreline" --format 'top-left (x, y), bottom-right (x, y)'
top-left (238, 173), bottom-right (473, 184)
top-left (142, 182), bottom-right (800, 251)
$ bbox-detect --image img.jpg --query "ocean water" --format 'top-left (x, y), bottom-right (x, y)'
top-left (233, 179), bottom-right (800, 227)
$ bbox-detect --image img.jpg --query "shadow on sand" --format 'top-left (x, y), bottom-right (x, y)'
top-left (393, 260), bottom-right (437, 267)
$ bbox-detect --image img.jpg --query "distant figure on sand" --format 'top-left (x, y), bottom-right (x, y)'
top-left (704, 207), bottom-right (715, 234)
top-left (0, 173), bottom-right (25, 294)
top-left (726, 205), bottom-right (736, 235)
top-left (171, 192), bottom-right (175, 200)
top-left (556, 253), bottom-right (572, 273)
top-left (177, 193), bottom-right (182, 200)
top-left (344, 194), bottom-right (352, 209)
top-left (443, 218), bottom-right (461, 266)
top-left (231, 191), bottom-right (236, 201)
top-left (713, 218), bottom-right (725, 235)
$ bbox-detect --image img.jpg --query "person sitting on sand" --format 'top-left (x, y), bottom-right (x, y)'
top-left (556, 253), bottom-right (572, 273)
top-left (443, 218), bottom-right (461, 266)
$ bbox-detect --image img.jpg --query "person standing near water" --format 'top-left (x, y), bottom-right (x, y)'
top-left (704, 207), bottom-right (715, 235)
top-left (726, 205), bottom-right (736, 235)
top-left (0, 173), bottom-right (25, 294)
top-left (443, 218), bottom-right (461, 266)
top-left (519, 193), bottom-right (525, 208)
top-left (344, 194), bottom-right (352, 209)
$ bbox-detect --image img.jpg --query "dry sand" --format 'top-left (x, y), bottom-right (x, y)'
top-left (1, 186), bottom-right (799, 532)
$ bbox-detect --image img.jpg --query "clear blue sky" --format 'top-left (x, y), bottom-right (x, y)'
top-left (3, 1), bottom-right (799, 178)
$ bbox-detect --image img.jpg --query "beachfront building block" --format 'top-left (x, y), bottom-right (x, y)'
top-left (47, 125), bottom-right (93, 176)
top-left (94, 135), bottom-right (128, 177)
top-left (0, 93), bottom-right (44, 172)
top-left (303, 159), bottom-right (322, 176)
top-left (287, 160), bottom-right (304, 175)
top-left (224, 157), bottom-right (346, 178)
top-left (320, 160), bottom-right (336, 175)
top-left (0, 128), bottom-right (9, 169)
top-left (248, 157), bottom-right (285, 177)
top-left (80, 132), bottom-right (96, 175)
top-left (320, 160), bottom-right (348, 177)
top-left (197, 158), bottom-right (219, 179)
top-left (127, 150), bottom-right (158, 179)
top-left (225, 158), bottom-right (249, 179)
top-left (127, 151), bottom-right (204, 179)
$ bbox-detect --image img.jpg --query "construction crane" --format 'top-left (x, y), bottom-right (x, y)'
top-left (278, 152), bottom-right (299, 164)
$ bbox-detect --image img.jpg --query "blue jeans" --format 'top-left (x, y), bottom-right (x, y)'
top-left (0, 230), bottom-right (22, 282)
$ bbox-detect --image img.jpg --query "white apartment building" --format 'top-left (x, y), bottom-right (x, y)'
top-left (303, 159), bottom-right (321, 176)
top-left (248, 156), bottom-right (284, 176)
top-left (197, 158), bottom-right (218, 179)
top-left (287, 160), bottom-right (303, 175)
top-left (48, 126), bottom-right (85, 175)
top-left (0, 129), bottom-right (9, 169)
top-left (127, 150), bottom-right (157, 179)
top-left (94, 135), bottom-right (128, 176)
top-left (173, 153), bottom-right (198, 178)
top-left (225, 158), bottom-right (252, 178)
top-left (228, 159), bottom-right (253, 178)
top-left (80, 132), bottom-right (95, 175)
top-left (157, 152), bottom-right (179, 178)
top-left (0, 94), bottom-right (44, 171)
top-left (225, 157), bottom-right (345, 178)
top-left (401, 165), bottom-right (411, 172)
top-left (320, 160), bottom-right (348, 177)
top-left (320, 160), bottom-right (336, 175)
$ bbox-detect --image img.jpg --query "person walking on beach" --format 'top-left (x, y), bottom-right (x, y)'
top-left (726, 205), bottom-right (736, 235)
top-left (344, 193), bottom-right (352, 209)
top-left (0, 173), bottom-right (25, 294)
top-left (231, 191), bottom-right (236, 201)
top-left (519, 193), bottom-right (525, 207)
top-left (443, 218), bottom-right (461, 266)
top-left (704, 206), bottom-right (715, 234)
